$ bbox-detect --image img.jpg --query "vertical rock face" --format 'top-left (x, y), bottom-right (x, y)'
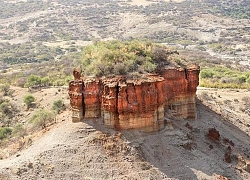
top-left (117, 77), bottom-right (165, 131)
top-left (68, 80), bottom-right (84, 123)
top-left (68, 65), bottom-right (200, 131)
top-left (160, 65), bottom-right (199, 119)
top-left (101, 80), bottom-right (119, 129)
top-left (84, 79), bottom-right (101, 118)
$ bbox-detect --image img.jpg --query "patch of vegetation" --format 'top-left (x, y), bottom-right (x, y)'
top-left (208, 43), bottom-right (229, 53)
top-left (0, 84), bottom-right (14, 96)
top-left (24, 75), bottom-right (42, 88)
top-left (52, 100), bottom-right (65, 114)
top-left (0, 42), bottom-right (56, 65)
top-left (0, 127), bottom-right (12, 140)
top-left (206, 0), bottom-right (250, 19)
top-left (29, 110), bottom-right (56, 130)
top-left (80, 40), bottom-right (179, 77)
top-left (199, 67), bottom-right (250, 89)
top-left (23, 94), bottom-right (35, 109)
top-left (0, 1), bottom-right (48, 19)
top-left (0, 97), bottom-right (16, 126)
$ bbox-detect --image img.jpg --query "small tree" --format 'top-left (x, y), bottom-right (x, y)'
top-left (29, 110), bottom-right (55, 129)
top-left (25, 75), bottom-right (41, 88)
top-left (0, 84), bottom-right (10, 96)
top-left (41, 77), bottom-right (50, 87)
top-left (0, 127), bottom-right (12, 140)
top-left (52, 100), bottom-right (65, 114)
top-left (0, 101), bottom-right (10, 115)
top-left (23, 94), bottom-right (35, 109)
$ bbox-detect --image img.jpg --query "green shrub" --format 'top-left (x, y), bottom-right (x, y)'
top-left (199, 67), bottom-right (250, 89)
top-left (29, 110), bottom-right (56, 129)
top-left (246, 77), bottom-right (250, 84)
top-left (0, 84), bottom-right (10, 96)
top-left (23, 94), bottom-right (35, 109)
top-left (0, 101), bottom-right (11, 116)
top-left (0, 127), bottom-right (12, 140)
top-left (80, 40), bottom-right (178, 77)
top-left (41, 77), bottom-right (50, 87)
top-left (200, 69), bottom-right (215, 78)
top-left (53, 80), bottom-right (65, 86)
top-left (237, 75), bottom-right (247, 83)
top-left (25, 75), bottom-right (41, 88)
top-left (0, 100), bottom-right (14, 125)
top-left (52, 100), bottom-right (65, 114)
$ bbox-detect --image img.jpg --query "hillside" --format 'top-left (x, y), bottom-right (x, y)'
top-left (0, 0), bottom-right (249, 179)
top-left (0, 0), bottom-right (249, 67)
top-left (0, 87), bottom-right (249, 179)
top-left (0, 0), bottom-right (249, 90)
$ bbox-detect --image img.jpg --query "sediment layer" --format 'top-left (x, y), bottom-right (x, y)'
top-left (69, 65), bottom-right (200, 131)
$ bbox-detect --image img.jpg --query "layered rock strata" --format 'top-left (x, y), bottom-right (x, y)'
top-left (69, 65), bottom-right (199, 131)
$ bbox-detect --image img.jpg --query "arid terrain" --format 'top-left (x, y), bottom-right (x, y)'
top-left (0, 0), bottom-right (249, 67)
top-left (0, 87), bottom-right (249, 180)
top-left (0, 0), bottom-right (249, 179)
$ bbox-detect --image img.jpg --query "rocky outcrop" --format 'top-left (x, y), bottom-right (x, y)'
top-left (68, 80), bottom-right (84, 123)
top-left (69, 65), bottom-right (200, 131)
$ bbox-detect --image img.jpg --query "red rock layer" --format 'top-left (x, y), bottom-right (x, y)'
top-left (83, 79), bottom-right (101, 118)
top-left (117, 77), bottom-right (165, 131)
top-left (68, 80), bottom-right (84, 123)
top-left (68, 65), bottom-right (200, 131)
top-left (160, 65), bottom-right (199, 119)
top-left (101, 81), bottom-right (119, 129)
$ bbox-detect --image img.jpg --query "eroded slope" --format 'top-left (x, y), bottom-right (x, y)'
top-left (0, 95), bottom-right (249, 179)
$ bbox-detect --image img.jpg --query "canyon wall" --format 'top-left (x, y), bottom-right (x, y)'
top-left (69, 65), bottom-right (200, 132)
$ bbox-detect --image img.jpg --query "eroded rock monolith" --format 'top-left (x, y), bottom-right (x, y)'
top-left (69, 64), bottom-right (200, 131)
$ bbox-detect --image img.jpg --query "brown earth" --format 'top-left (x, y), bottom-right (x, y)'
top-left (0, 87), bottom-right (249, 180)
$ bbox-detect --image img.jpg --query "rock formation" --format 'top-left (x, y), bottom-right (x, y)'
top-left (69, 64), bottom-right (200, 132)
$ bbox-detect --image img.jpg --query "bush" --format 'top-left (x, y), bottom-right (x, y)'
top-left (29, 110), bottom-right (56, 129)
top-left (0, 127), bottom-right (12, 140)
top-left (0, 99), bottom-right (14, 126)
top-left (0, 101), bottom-right (11, 116)
top-left (0, 84), bottom-right (10, 96)
top-left (25, 75), bottom-right (41, 88)
top-left (80, 40), bottom-right (178, 77)
top-left (246, 77), bottom-right (250, 84)
top-left (41, 77), bottom-right (50, 87)
top-left (237, 75), bottom-right (247, 83)
top-left (200, 69), bottom-right (215, 78)
top-left (53, 80), bottom-right (65, 86)
top-left (23, 94), bottom-right (35, 109)
top-left (199, 67), bottom-right (250, 89)
top-left (52, 100), bottom-right (65, 114)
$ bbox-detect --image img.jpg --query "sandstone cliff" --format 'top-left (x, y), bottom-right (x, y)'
top-left (69, 65), bottom-right (200, 131)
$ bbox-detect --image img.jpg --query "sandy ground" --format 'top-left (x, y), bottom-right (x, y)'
top-left (0, 87), bottom-right (249, 179)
